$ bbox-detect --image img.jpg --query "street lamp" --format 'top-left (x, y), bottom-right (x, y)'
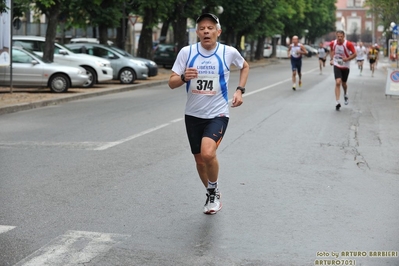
top-left (122, 1), bottom-right (135, 50)
top-left (389, 22), bottom-right (398, 67)
top-left (304, 29), bottom-right (309, 44)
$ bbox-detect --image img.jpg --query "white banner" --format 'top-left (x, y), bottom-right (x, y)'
top-left (0, 0), bottom-right (11, 66)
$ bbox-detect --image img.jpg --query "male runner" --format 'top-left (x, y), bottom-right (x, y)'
top-left (287, 36), bottom-right (308, 90)
top-left (168, 13), bottom-right (249, 214)
top-left (329, 30), bottom-right (357, 111)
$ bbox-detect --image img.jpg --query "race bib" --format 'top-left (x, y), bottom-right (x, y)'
top-left (334, 56), bottom-right (344, 65)
top-left (190, 74), bottom-right (220, 96)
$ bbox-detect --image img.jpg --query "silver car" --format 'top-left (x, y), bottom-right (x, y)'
top-left (0, 47), bottom-right (89, 93)
top-left (13, 36), bottom-right (113, 88)
top-left (65, 43), bottom-right (150, 84)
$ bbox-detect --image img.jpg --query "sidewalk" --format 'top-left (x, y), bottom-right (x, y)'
top-left (0, 58), bottom-right (270, 115)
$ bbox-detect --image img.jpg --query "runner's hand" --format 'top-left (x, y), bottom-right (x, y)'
top-left (232, 91), bottom-right (243, 107)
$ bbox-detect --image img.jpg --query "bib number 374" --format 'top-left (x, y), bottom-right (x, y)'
top-left (197, 79), bottom-right (214, 91)
top-left (191, 75), bottom-right (219, 96)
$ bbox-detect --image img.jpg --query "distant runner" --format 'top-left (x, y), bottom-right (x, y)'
top-left (317, 42), bottom-right (328, 75)
top-left (355, 42), bottom-right (367, 76)
top-left (287, 36), bottom-right (308, 90)
top-left (368, 44), bottom-right (379, 77)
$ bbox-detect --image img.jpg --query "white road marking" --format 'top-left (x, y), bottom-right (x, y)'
top-left (0, 225), bottom-right (16, 234)
top-left (14, 230), bottom-right (130, 266)
top-left (237, 67), bottom-right (318, 97)
top-left (1, 68), bottom-right (319, 151)
top-left (0, 141), bottom-right (110, 150)
top-left (93, 118), bottom-right (183, 150)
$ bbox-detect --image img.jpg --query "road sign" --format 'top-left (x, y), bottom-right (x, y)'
top-left (394, 25), bottom-right (399, 35)
top-left (385, 68), bottom-right (399, 96)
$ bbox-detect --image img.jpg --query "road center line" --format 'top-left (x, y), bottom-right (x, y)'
top-left (94, 118), bottom-right (183, 150)
top-left (96, 68), bottom-right (318, 150)
top-left (0, 225), bottom-right (16, 234)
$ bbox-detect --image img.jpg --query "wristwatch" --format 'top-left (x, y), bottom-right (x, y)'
top-left (180, 74), bottom-right (187, 83)
top-left (236, 86), bottom-right (245, 94)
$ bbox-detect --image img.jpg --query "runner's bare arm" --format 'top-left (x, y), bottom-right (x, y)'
top-left (168, 68), bottom-right (198, 89)
top-left (301, 45), bottom-right (308, 55)
top-left (232, 61), bottom-right (249, 108)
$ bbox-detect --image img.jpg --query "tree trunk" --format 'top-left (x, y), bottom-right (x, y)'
top-left (172, 5), bottom-right (187, 53)
top-left (255, 36), bottom-right (265, 60)
top-left (115, 20), bottom-right (123, 49)
top-left (137, 7), bottom-right (155, 59)
top-left (98, 24), bottom-right (108, 45)
top-left (43, 3), bottom-right (61, 62)
top-left (159, 19), bottom-right (170, 43)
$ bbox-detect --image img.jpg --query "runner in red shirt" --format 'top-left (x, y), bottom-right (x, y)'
top-left (329, 30), bottom-right (357, 111)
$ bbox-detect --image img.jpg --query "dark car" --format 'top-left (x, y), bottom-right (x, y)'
top-left (153, 44), bottom-right (177, 68)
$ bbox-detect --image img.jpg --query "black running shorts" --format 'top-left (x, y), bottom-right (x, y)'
top-left (290, 57), bottom-right (302, 73)
top-left (185, 115), bottom-right (229, 154)
top-left (333, 66), bottom-right (350, 83)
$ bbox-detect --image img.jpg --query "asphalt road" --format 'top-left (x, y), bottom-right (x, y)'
top-left (0, 57), bottom-right (398, 266)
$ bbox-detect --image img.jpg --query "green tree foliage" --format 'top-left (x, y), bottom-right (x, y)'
top-left (366, 0), bottom-right (399, 30)
top-left (6, 0), bottom-right (358, 63)
top-left (303, 0), bottom-right (336, 44)
top-left (1, 0), bottom-right (7, 13)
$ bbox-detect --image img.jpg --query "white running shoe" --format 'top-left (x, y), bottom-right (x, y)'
top-left (344, 95), bottom-right (349, 105)
top-left (203, 190), bottom-right (222, 215)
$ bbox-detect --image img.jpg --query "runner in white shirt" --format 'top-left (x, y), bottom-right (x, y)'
top-left (329, 30), bottom-right (357, 111)
top-left (168, 13), bottom-right (249, 215)
top-left (355, 42), bottom-right (367, 76)
top-left (317, 42), bottom-right (328, 75)
top-left (287, 36), bottom-right (308, 90)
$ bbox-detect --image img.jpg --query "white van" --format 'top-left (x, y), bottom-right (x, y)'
top-left (13, 36), bottom-right (113, 88)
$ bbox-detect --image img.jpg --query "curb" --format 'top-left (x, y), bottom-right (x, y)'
top-left (0, 80), bottom-right (167, 115)
top-left (0, 60), bottom-right (273, 115)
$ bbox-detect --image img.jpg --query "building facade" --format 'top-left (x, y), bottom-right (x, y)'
top-left (335, 0), bottom-right (383, 45)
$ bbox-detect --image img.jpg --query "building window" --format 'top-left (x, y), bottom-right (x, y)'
top-left (351, 12), bottom-right (357, 17)
top-left (365, 21), bottom-right (372, 31)
top-left (336, 12), bottom-right (342, 18)
top-left (355, 0), bottom-right (365, 7)
top-left (366, 12), bottom-right (372, 18)
top-left (347, 0), bottom-right (354, 7)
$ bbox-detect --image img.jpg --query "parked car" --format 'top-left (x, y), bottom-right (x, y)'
top-left (0, 47), bottom-right (89, 93)
top-left (277, 45), bottom-right (290, 58)
top-left (106, 45), bottom-right (158, 77)
top-left (65, 43), bottom-right (151, 84)
top-left (70, 37), bottom-right (114, 46)
top-left (12, 36), bottom-right (113, 88)
top-left (303, 44), bottom-right (318, 57)
top-left (153, 44), bottom-right (177, 68)
top-left (263, 43), bottom-right (273, 57)
top-left (263, 44), bottom-right (290, 58)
